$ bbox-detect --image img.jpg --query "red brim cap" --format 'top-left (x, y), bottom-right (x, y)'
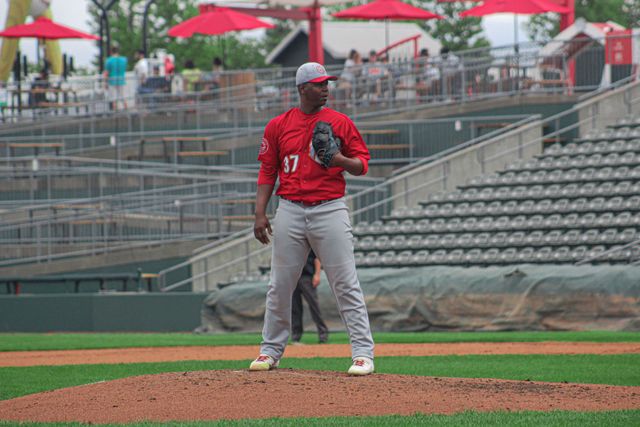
top-left (308, 75), bottom-right (338, 83)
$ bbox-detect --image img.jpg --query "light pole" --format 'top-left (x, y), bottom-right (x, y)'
top-left (91, 0), bottom-right (119, 73)
top-left (142, 0), bottom-right (157, 57)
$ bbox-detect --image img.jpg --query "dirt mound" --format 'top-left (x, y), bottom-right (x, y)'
top-left (1, 370), bottom-right (639, 424)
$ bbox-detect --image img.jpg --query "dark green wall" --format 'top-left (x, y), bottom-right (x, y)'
top-left (1, 257), bottom-right (190, 294)
top-left (0, 292), bottom-right (209, 332)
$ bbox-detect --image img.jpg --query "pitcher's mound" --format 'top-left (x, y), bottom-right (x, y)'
top-left (1, 369), bottom-right (639, 424)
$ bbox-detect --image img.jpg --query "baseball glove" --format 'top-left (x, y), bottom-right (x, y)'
top-left (311, 121), bottom-right (341, 168)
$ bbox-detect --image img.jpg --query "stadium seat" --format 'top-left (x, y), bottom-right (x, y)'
top-left (445, 249), bottom-right (465, 264)
top-left (463, 248), bottom-right (483, 263)
top-left (383, 220), bottom-right (401, 234)
top-left (409, 250), bottom-right (430, 265)
top-left (552, 246), bottom-right (572, 262)
top-left (618, 228), bottom-right (637, 244)
top-left (366, 220), bottom-right (383, 234)
top-left (399, 219), bottom-right (418, 233)
top-left (488, 231), bottom-right (509, 246)
top-left (374, 236), bottom-right (390, 250)
top-left (390, 235), bottom-right (407, 250)
top-left (394, 251), bottom-right (413, 265)
top-left (560, 213), bottom-right (580, 227)
top-left (427, 249), bottom-right (447, 264)
top-left (407, 235), bottom-right (423, 249)
top-left (507, 231), bottom-right (527, 246)
top-left (525, 230), bottom-right (545, 245)
top-left (580, 229), bottom-right (599, 245)
top-left (363, 251), bottom-right (381, 267)
top-left (354, 221), bottom-right (368, 235)
top-left (380, 251), bottom-right (396, 266)
top-left (516, 247), bottom-right (535, 263)
top-left (456, 233), bottom-right (474, 247)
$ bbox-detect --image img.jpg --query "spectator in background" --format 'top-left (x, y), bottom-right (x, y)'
top-left (338, 49), bottom-right (362, 105)
top-left (104, 45), bottom-right (128, 110)
top-left (437, 47), bottom-right (462, 100)
top-left (207, 57), bottom-right (224, 91)
top-left (164, 54), bottom-right (175, 77)
top-left (415, 48), bottom-right (439, 101)
top-left (291, 250), bottom-right (329, 344)
top-left (134, 49), bottom-right (149, 93)
top-left (182, 59), bottom-right (201, 93)
top-left (29, 68), bottom-right (50, 106)
top-left (361, 50), bottom-right (387, 101)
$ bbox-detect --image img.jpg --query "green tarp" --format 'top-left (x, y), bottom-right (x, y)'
top-left (198, 264), bottom-right (640, 333)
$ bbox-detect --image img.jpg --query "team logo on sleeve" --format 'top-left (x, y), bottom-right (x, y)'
top-left (259, 137), bottom-right (269, 155)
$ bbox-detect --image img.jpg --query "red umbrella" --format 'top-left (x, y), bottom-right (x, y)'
top-left (333, 0), bottom-right (442, 48)
top-left (168, 7), bottom-right (275, 38)
top-left (0, 17), bottom-right (99, 40)
top-left (460, 0), bottom-right (570, 47)
top-left (460, 0), bottom-right (569, 16)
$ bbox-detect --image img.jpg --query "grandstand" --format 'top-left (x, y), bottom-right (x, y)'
top-left (1, 39), bottom-right (639, 332)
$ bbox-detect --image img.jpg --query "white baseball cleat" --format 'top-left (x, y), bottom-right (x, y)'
top-left (347, 356), bottom-right (374, 376)
top-left (249, 354), bottom-right (279, 371)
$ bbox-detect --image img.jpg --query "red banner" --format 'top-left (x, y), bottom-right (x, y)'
top-left (606, 30), bottom-right (633, 65)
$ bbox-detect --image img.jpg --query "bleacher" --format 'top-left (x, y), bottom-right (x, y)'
top-left (353, 115), bottom-right (640, 267)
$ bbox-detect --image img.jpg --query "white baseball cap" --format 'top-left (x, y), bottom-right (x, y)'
top-left (295, 62), bottom-right (338, 86)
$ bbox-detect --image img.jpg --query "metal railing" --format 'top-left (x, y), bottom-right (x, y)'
top-left (0, 167), bottom-right (382, 266)
top-left (1, 115), bottom-right (533, 172)
top-left (157, 78), bottom-right (640, 291)
top-left (2, 35), bottom-right (630, 129)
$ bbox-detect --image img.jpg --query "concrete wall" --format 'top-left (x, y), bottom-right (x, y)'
top-left (391, 120), bottom-right (544, 209)
top-left (577, 80), bottom-right (640, 135)
top-left (191, 234), bottom-right (271, 292)
top-left (0, 292), bottom-right (209, 332)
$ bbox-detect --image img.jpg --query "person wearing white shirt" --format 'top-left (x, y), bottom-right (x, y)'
top-left (134, 50), bottom-right (149, 93)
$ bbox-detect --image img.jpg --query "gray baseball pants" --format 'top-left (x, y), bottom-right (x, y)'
top-left (259, 197), bottom-right (374, 361)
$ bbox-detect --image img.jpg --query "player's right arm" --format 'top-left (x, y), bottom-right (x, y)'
top-left (254, 120), bottom-right (279, 244)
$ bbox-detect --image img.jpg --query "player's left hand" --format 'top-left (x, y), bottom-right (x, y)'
top-left (254, 213), bottom-right (272, 244)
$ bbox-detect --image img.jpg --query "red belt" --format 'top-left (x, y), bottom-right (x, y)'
top-left (283, 197), bottom-right (335, 207)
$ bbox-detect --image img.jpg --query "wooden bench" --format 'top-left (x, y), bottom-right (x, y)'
top-left (137, 136), bottom-right (215, 162)
top-left (360, 129), bottom-right (401, 147)
top-left (360, 129), bottom-right (400, 136)
top-left (472, 122), bottom-right (511, 137)
top-left (140, 273), bottom-right (159, 292)
top-left (8, 142), bottom-right (64, 156)
top-left (223, 214), bottom-right (255, 222)
top-left (367, 144), bottom-right (410, 150)
top-left (69, 219), bottom-right (116, 225)
top-left (35, 101), bottom-right (89, 114)
top-left (177, 150), bottom-right (228, 165)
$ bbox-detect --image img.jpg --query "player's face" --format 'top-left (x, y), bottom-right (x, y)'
top-left (302, 81), bottom-right (329, 107)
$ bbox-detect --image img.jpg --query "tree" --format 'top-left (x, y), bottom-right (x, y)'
top-left (88, 0), bottom-right (272, 71)
top-left (526, 0), bottom-right (640, 43)
top-left (418, 1), bottom-right (490, 52)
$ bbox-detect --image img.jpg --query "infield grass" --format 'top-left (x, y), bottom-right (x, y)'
top-left (1, 330), bottom-right (639, 351)
top-left (1, 410), bottom-right (640, 426)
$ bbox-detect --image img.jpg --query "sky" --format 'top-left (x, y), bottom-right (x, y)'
top-left (0, 0), bottom-right (530, 70)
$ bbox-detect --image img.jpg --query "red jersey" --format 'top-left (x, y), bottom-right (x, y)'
top-left (257, 107), bottom-right (370, 203)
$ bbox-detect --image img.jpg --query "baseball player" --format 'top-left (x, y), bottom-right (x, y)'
top-left (250, 62), bottom-right (375, 376)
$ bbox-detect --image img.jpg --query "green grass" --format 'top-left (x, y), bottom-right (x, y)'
top-left (1, 354), bottom-right (639, 401)
top-left (1, 410), bottom-right (640, 426)
top-left (1, 330), bottom-right (639, 351)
